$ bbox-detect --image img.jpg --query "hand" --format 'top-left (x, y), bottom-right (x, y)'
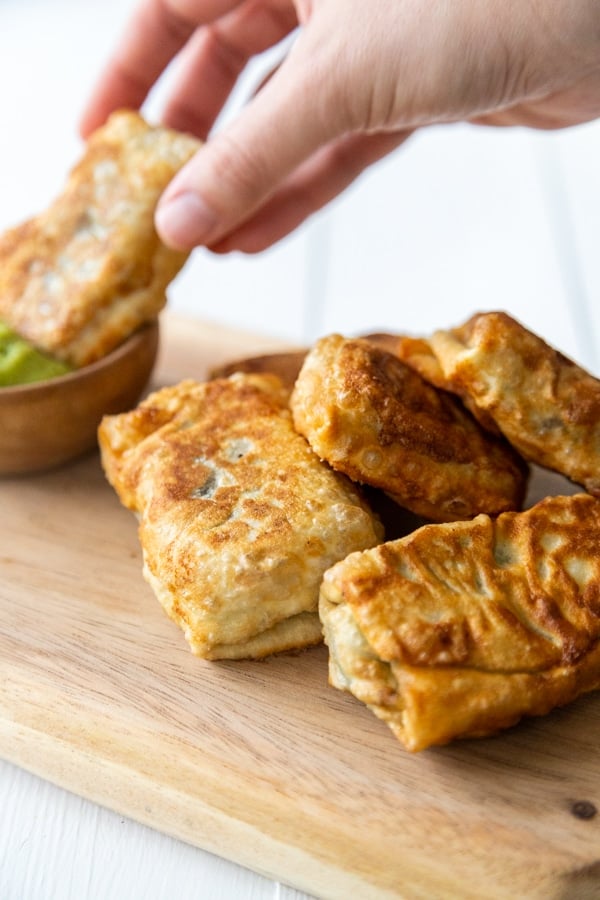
top-left (80, 0), bottom-right (600, 253)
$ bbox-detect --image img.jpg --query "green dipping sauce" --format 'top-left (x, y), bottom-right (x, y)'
top-left (0, 320), bottom-right (72, 387)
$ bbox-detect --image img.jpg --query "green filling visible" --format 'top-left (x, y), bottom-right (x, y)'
top-left (0, 320), bottom-right (72, 386)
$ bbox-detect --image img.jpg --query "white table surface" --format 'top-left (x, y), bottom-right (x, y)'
top-left (1, 1), bottom-right (599, 898)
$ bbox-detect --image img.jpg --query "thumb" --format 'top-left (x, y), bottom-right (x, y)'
top-left (155, 37), bottom-right (345, 250)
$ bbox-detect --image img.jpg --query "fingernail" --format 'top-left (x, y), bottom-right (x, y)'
top-left (155, 192), bottom-right (217, 250)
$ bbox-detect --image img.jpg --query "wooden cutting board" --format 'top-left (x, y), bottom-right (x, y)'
top-left (1, 313), bottom-right (599, 900)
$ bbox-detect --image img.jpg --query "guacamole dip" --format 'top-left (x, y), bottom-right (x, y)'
top-left (0, 320), bottom-right (72, 386)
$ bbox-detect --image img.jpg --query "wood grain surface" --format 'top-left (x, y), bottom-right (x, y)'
top-left (1, 314), bottom-right (599, 900)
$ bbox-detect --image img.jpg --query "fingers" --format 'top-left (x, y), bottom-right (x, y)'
top-left (470, 72), bottom-right (600, 130)
top-left (80, 0), bottom-right (244, 136)
top-left (210, 129), bottom-right (414, 253)
top-left (155, 28), bottom-right (350, 249)
top-left (161, 0), bottom-right (298, 138)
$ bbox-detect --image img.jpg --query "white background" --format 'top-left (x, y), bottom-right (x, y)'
top-left (1, 1), bottom-right (599, 898)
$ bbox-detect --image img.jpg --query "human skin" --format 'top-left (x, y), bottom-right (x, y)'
top-left (80, 0), bottom-right (600, 253)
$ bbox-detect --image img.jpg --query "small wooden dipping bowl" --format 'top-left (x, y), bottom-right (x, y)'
top-left (0, 320), bottom-right (159, 476)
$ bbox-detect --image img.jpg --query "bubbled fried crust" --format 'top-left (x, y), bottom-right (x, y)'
top-left (290, 334), bottom-right (528, 523)
top-left (99, 373), bottom-right (383, 660)
top-left (319, 493), bottom-right (600, 751)
top-left (395, 333), bottom-right (500, 435)
top-left (404, 311), bottom-right (600, 495)
top-left (0, 110), bottom-right (200, 367)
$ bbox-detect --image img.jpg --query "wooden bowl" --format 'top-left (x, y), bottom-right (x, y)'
top-left (0, 320), bottom-right (159, 475)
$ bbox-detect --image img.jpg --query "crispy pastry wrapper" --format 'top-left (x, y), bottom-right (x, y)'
top-left (0, 110), bottom-right (200, 366)
top-left (291, 334), bottom-right (528, 522)
top-left (319, 493), bottom-right (600, 751)
top-left (398, 311), bottom-right (600, 496)
top-left (99, 373), bottom-right (383, 660)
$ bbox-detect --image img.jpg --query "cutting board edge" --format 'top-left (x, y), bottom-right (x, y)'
top-left (0, 715), bottom-right (409, 900)
top-left (2, 708), bottom-right (592, 900)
